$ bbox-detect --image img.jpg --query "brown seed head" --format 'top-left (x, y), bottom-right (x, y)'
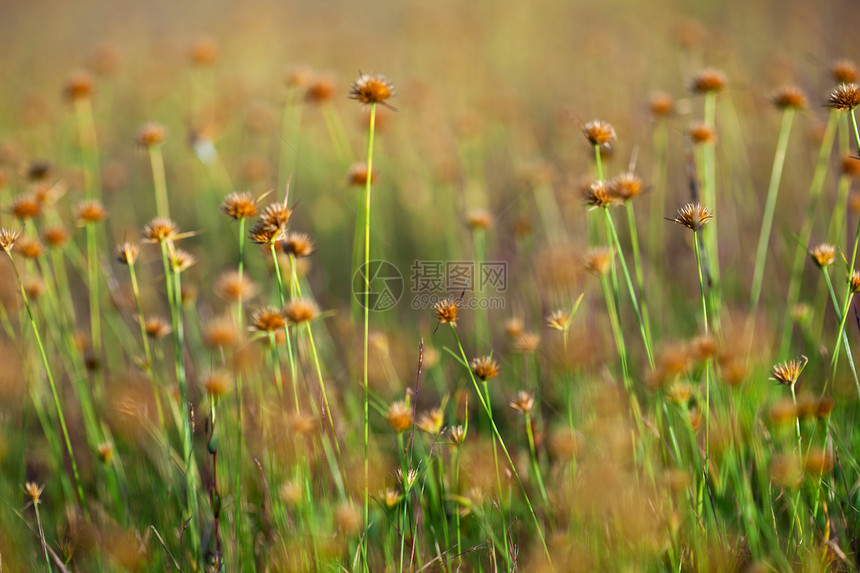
top-left (385, 400), bottom-right (413, 433)
top-left (0, 228), bottom-right (21, 253)
top-left (689, 121), bottom-right (717, 144)
top-left (24, 277), bottom-right (45, 300)
top-left (97, 443), bottom-right (114, 463)
top-left (850, 270), bottom-right (860, 294)
top-left (25, 482), bottom-right (44, 504)
top-left (143, 217), bottom-right (179, 243)
top-left (582, 120), bottom-right (616, 146)
top-left (804, 448), bottom-right (834, 476)
top-left (832, 59), bottom-right (859, 84)
top-left (416, 408), bottom-right (444, 435)
top-left (582, 180), bottom-right (614, 209)
top-left (470, 356), bottom-right (500, 381)
top-left (135, 122), bottom-right (167, 147)
top-left (505, 317), bottom-right (524, 339)
top-left (769, 356), bottom-right (807, 386)
top-left (251, 307), bottom-right (286, 333)
top-left (10, 193), bottom-right (42, 220)
top-left (350, 73), bottom-right (395, 106)
top-left (202, 316), bottom-right (240, 350)
top-left (284, 299), bottom-right (319, 324)
top-left (215, 271), bottom-right (257, 302)
top-left (382, 488), bottom-right (402, 508)
top-left (546, 309), bottom-right (570, 331)
top-left (809, 243), bottom-right (837, 268)
top-left (584, 246), bottom-right (614, 276)
top-left (690, 334), bottom-right (718, 362)
top-left (509, 391), bottom-right (535, 414)
top-left (649, 91), bottom-right (675, 117)
top-left (690, 68), bottom-right (727, 94)
top-left (221, 191), bottom-right (258, 220)
top-left (347, 163), bottom-right (377, 186)
top-left (144, 317), bottom-right (171, 339)
top-left (75, 200), bottom-right (107, 224)
top-left (189, 36), bottom-right (219, 66)
top-left (43, 226), bottom-right (70, 248)
top-left (466, 209), bottom-right (494, 230)
top-left (434, 299), bottom-right (459, 327)
top-left (305, 76), bottom-right (336, 104)
top-left (816, 396), bottom-right (835, 419)
top-left (284, 65), bottom-right (312, 89)
top-left (202, 370), bottom-right (231, 398)
top-left (450, 425), bottom-right (467, 446)
top-left (841, 155), bottom-right (860, 178)
top-left (64, 70), bottom-right (95, 102)
top-left (609, 172), bottom-right (644, 202)
top-left (514, 332), bottom-right (540, 354)
top-left (673, 202), bottom-right (713, 231)
top-left (282, 232), bottom-right (315, 257)
top-left (27, 161), bottom-right (52, 181)
top-left (828, 83), bottom-right (860, 110)
top-left (772, 86), bottom-right (807, 110)
top-left (171, 249), bottom-right (196, 272)
top-left (15, 237), bottom-right (44, 260)
top-left (335, 503), bottom-right (362, 534)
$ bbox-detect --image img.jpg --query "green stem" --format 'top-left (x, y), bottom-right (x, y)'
top-left (149, 145), bottom-right (170, 219)
top-left (524, 411), bottom-right (549, 505)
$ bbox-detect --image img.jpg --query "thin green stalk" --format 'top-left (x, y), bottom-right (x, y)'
top-left (233, 217), bottom-right (246, 568)
top-left (821, 270), bottom-right (860, 400)
top-left (600, 272), bottom-right (631, 389)
top-left (523, 411), bottom-right (549, 506)
top-left (269, 244), bottom-right (299, 410)
top-left (33, 496), bottom-right (51, 573)
top-left (482, 380), bottom-right (509, 568)
top-left (750, 108), bottom-right (795, 310)
top-left (702, 92), bottom-right (720, 292)
top-left (625, 201), bottom-right (653, 345)
top-left (86, 223), bottom-right (101, 362)
top-left (648, 119), bottom-right (669, 263)
top-left (6, 252), bottom-right (87, 513)
top-left (128, 261), bottom-right (164, 432)
top-left (149, 145), bottom-right (170, 219)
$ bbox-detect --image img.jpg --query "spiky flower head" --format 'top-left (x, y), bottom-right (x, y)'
top-left (832, 59), bottom-right (859, 84)
top-left (673, 202), bottom-right (713, 232)
top-left (772, 86), bottom-right (807, 110)
top-left (450, 425), bottom-right (467, 446)
top-left (769, 356), bottom-right (808, 386)
top-left (215, 271), bottom-right (257, 302)
top-left (135, 122), bottom-right (167, 147)
top-left (514, 332), bottom-right (540, 354)
top-left (690, 68), bottom-right (727, 94)
top-left (9, 193), bottom-right (42, 220)
top-left (97, 443), bottom-right (114, 463)
top-left (385, 400), bottom-right (413, 433)
top-left (284, 299), bottom-right (319, 324)
top-left (282, 232), bottom-right (315, 257)
top-left (350, 73), bottom-right (395, 107)
top-left (143, 217), bottom-right (179, 243)
top-left (546, 309), bottom-right (570, 331)
top-left (584, 246), bottom-right (614, 276)
top-left (202, 370), bottom-right (231, 398)
top-left (249, 202), bottom-right (292, 245)
top-left (382, 488), bottom-right (402, 508)
top-left (470, 356), bottom-right (500, 381)
top-left (466, 209), bottom-right (494, 230)
top-left (434, 298), bottom-right (459, 327)
top-left (347, 163), bottom-right (377, 187)
top-left (24, 482), bottom-right (44, 504)
top-left (850, 270), bottom-right (860, 294)
top-left (251, 307), bottom-right (286, 333)
top-left (689, 122), bottom-right (717, 145)
top-left (649, 91), bottom-right (675, 117)
top-left (64, 70), bottom-right (95, 102)
top-left (809, 243), bottom-right (837, 268)
top-left (509, 391), bottom-right (535, 414)
top-left (305, 75), bottom-right (336, 104)
top-left (221, 191), bottom-right (258, 220)
top-left (416, 408), bottom-right (444, 435)
top-left (582, 120), bottom-right (616, 146)
top-left (15, 237), bottom-right (43, 260)
top-left (43, 226), bottom-right (70, 248)
top-left (828, 83), bottom-right (860, 111)
top-left (75, 200), bottom-right (107, 224)
top-left (609, 172), bottom-right (644, 202)
top-left (0, 228), bottom-right (21, 253)
top-left (114, 241), bottom-right (139, 265)
top-left (582, 180), bottom-right (614, 209)
top-left (171, 249), bottom-right (196, 272)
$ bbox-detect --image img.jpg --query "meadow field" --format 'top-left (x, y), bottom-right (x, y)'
top-left (2, 0), bottom-right (860, 570)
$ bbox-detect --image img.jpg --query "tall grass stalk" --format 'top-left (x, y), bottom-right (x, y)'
top-left (750, 108), bottom-right (795, 310)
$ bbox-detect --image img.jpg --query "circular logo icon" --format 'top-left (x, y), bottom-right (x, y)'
top-left (352, 260), bottom-right (404, 311)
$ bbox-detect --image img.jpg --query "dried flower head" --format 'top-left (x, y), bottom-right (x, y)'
top-left (470, 356), bottom-right (500, 381)
top-left (841, 155), bottom-right (860, 178)
top-left (832, 59), bottom-right (859, 84)
top-left (251, 307), bottom-right (286, 333)
top-left (135, 122), bottom-right (167, 147)
top-left (189, 36), bottom-right (218, 66)
top-left (305, 76), bottom-right (336, 104)
top-left (450, 425), bottom-right (467, 446)
top-left (382, 488), bottom-right (402, 508)
top-left (772, 86), bottom-right (807, 110)
top-left (284, 299), bottom-right (319, 324)
top-left (416, 408), bottom-right (444, 435)
top-left (385, 400), bottom-right (413, 433)
top-left (546, 310), bottom-right (570, 331)
top-left (582, 180), bottom-right (614, 209)
top-left (9, 193), bottom-right (42, 220)
top-left (43, 226), bottom-right (70, 248)
top-left (15, 237), bottom-right (44, 260)
top-left (850, 270), bottom-right (860, 294)
top-left (809, 243), bottom-right (837, 268)
top-left (144, 317), bottom-right (171, 339)
top-left (584, 246), bottom-right (614, 276)
top-left (0, 228), bottom-right (21, 253)
top-left (689, 122), bottom-right (717, 145)
top-left (215, 271), bottom-right (257, 302)
top-left (282, 232), bottom-right (315, 257)
top-left (202, 370), bottom-right (231, 398)
top-left (24, 481), bottom-right (44, 504)
top-left (222, 191), bottom-right (258, 220)
top-left (609, 172), bottom-right (644, 202)
top-left (466, 209), bottom-right (494, 230)
top-left (509, 391), bottom-right (535, 414)
top-left (816, 396), bottom-right (835, 419)
top-left (75, 200), bottom-right (107, 224)
top-left (770, 356), bottom-right (808, 386)
top-left (64, 70), bottom-right (95, 102)
top-left (649, 91), bottom-right (675, 117)
top-left (505, 317), bottom-right (524, 339)
top-left (250, 202), bottom-right (292, 245)
top-left (24, 277), bottom-right (45, 300)
top-left (171, 249), bottom-right (196, 272)
top-left (582, 120), bottom-right (616, 146)
top-left (673, 202), bottom-right (713, 232)
top-left (397, 468), bottom-right (419, 491)
top-left (350, 73), bottom-right (395, 107)
top-left (334, 503), bottom-right (362, 534)
top-left (347, 163), bottom-right (377, 186)
top-left (690, 68), bottom-right (727, 94)
top-left (434, 298), bottom-right (459, 327)
top-left (97, 443), bottom-right (114, 463)
top-left (514, 332), bottom-right (540, 353)
top-left (202, 316), bottom-right (240, 350)
top-left (143, 217), bottom-right (179, 243)
top-left (828, 83), bottom-right (860, 111)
